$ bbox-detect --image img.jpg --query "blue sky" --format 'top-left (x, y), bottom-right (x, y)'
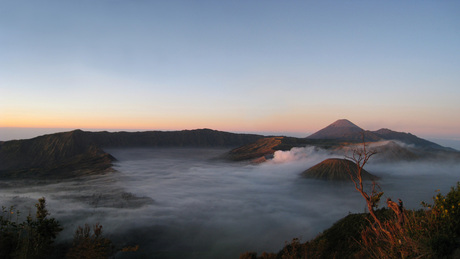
top-left (1, 1), bottom-right (459, 140)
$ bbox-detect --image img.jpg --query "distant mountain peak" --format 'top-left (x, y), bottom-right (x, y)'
top-left (374, 128), bottom-right (393, 134)
top-left (329, 119), bottom-right (363, 130)
top-left (307, 119), bottom-right (365, 140)
top-left (306, 119), bottom-right (450, 150)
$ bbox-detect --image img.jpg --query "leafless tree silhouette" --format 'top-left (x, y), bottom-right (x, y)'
top-left (345, 135), bottom-right (391, 238)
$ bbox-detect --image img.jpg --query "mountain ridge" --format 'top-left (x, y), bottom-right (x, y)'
top-left (0, 121), bottom-right (457, 178)
top-left (229, 120), bottom-right (457, 162)
top-left (0, 129), bottom-right (264, 178)
top-left (307, 119), bottom-right (449, 150)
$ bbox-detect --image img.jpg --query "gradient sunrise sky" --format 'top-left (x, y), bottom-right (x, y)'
top-left (1, 1), bottom-right (459, 141)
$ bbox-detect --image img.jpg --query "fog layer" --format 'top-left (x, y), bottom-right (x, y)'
top-left (0, 147), bottom-right (459, 258)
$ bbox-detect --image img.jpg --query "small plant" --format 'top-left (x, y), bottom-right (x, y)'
top-left (0, 206), bottom-right (21, 258)
top-left (421, 182), bottom-right (460, 257)
top-left (0, 197), bottom-right (62, 259)
top-left (66, 223), bottom-right (114, 259)
top-left (360, 182), bottom-right (460, 258)
top-left (345, 136), bottom-right (460, 258)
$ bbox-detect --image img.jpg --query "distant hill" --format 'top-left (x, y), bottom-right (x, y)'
top-left (307, 119), bottom-right (450, 150)
top-left (0, 129), bottom-right (263, 178)
top-left (228, 119), bottom-right (457, 162)
top-left (0, 131), bottom-right (115, 178)
top-left (301, 158), bottom-right (379, 181)
top-left (1, 121), bottom-right (457, 178)
top-left (371, 128), bottom-right (449, 150)
top-left (226, 137), bottom-right (283, 162)
top-left (365, 141), bottom-right (420, 162)
top-left (306, 119), bottom-right (382, 142)
top-left (71, 128), bottom-right (263, 148)
top-left (307, 119), bottom-right (369, 141)
top-left (226, 136), bottom-right (344, 162)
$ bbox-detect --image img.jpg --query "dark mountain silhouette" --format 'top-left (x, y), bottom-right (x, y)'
top-left (0, 131), bottom-right (115, 178)
top-left (372, 128), bottom-right (450, 150)
top-left (69, 128), bottom-right (263, 148)
top-left (307, 119), bottom-right (450, 150)
top-left (301, 158), bottom-right (379, 181)
top-left (226, 136), bottom-right (345, 162)
top-left (227, 137), bottom-right (283, 162)
top-left (0, 129), bottom-right (263, 178)
top-left (307, 119), bottom-right (382, 142)
top-left (229, 119), bottom-right (457, 162)
top-left (1, 121), bottom-right (457, 178)
top-left (366, 141), bottom-right (420, 162)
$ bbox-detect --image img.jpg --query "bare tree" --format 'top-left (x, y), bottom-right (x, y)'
top-left (345, 136), bottom-right (391, 238)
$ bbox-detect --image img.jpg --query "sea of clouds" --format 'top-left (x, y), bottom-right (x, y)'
top-left (0, 146), bottom-right (459, 258)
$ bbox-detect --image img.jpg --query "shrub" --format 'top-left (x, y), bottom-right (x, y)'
top-left (361, 182), bottom-right (460, 258)
top-left (66, 223), bottom-right (113, 259)
top-left (241, 183), bottom-right (460, 259)
top-left (0, 197), bottom-right (62, 259)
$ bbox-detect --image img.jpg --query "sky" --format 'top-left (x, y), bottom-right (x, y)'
top-left (1, 1), bottom-right (460, 141)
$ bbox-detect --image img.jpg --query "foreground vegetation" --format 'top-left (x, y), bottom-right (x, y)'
top-left (0, 197), bottom-right (138, 259)
top-left (241, 137), bottom-right (460, 259)
top-left (241, 182), bottom-right (460, 259)
top-left (1, 186), bottom-right (459, 259)
top-left (241, 140), bottom-right (460, 259)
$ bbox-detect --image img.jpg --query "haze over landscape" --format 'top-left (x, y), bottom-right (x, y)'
top-left (1, 1), bottom-right (460, 258)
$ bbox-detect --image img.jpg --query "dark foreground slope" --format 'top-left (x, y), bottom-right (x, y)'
top-left (242, 182), bottom-right (460, 259)
top-left (0, 129), bottom-right (263, 178)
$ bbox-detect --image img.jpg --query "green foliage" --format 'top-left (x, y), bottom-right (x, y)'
top-left (359, 182), bottom-right (460, 258)
top-left (429, 182), bottom-right (460, 236)
top-left (0, 206), bottom-right (21, 258)
top-left (239, 213), bottom-right (372, 259)
top-left (420, 182), bottom-right (460, 257)
top-left (0, 197), bottom-right (137, 259)
top-left (241, 182), bottom-right (460, 259)
top-left (0, 197), bottom-right (62, 259)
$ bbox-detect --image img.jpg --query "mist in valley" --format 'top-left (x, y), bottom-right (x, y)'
top-left (0, 146), bottom-right (459, 258)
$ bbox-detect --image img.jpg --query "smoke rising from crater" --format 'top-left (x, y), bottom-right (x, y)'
top-left (0, 147), bottom-right (459, 258)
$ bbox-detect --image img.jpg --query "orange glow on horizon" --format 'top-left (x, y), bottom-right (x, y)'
top-left (1, 114), bottom-right (315, 134)
top-left (2, 111), bottom-right (459, 138)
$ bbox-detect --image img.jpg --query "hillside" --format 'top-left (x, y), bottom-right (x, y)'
top-left (242, 182), bottom-right (460, 259)
top-left (1, 121), bottom-right (457, 177)
top-left (0, 131), bottom-right (113, 178)
top-left (372, 128), bottom-right (450, 150)
top-left (0, 129), bottom-right (263, 178)
top-left (226, 137), bottom-right (343, 162)
top-left (226, 137), bottom-right (284, 162)
top-left (227, 119), bottom-right (457, 163)
top-left (68, 128), bottom-right (263, 148)
top-left (307, 119), bottom-right (450, 150)
top-left (301, 158), bottom-right (379, 181)
top-left (307, 119), bottom-right (380, 142)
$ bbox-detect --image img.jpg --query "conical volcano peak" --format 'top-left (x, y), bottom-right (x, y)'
top-left (301, 158), bottom-right (379, 181)
top-left (307, 119), bottom-right (366, 140)
top-left (329, 119), bottom-right (362, 130)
